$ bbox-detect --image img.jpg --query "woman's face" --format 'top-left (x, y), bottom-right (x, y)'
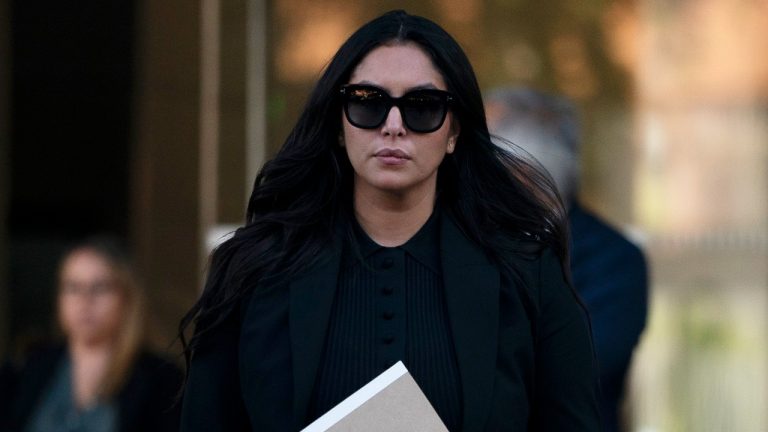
top-left (58, 249), bottom-right (125, 346)
top-left (342, 42), bottom-right (459, 197)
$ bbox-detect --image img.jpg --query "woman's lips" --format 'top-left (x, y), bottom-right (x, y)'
top-left (374, 148), bottom-right (410, 165)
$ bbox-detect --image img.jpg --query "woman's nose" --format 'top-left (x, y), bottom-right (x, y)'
top-left (381, 106), bottom-right (406, 136)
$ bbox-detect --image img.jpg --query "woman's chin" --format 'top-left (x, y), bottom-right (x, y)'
top-left (357, 173), bottom-right (433, 196)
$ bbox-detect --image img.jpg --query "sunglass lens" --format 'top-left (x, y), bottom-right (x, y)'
top-left (346, 89), bottom-right (388, 129)
top-left (402, 93), bottom-right (447, 132)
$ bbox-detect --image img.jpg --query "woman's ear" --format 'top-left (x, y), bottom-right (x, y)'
top-left (447, 135), bottom-right (457, 154)
top-left (447, 120), bottom-right (460, 153)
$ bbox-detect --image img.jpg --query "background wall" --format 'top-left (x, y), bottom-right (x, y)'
top-left (0, 0), bottom-right (10, 360)
top-left (6, 0), bottom-right (135, 353)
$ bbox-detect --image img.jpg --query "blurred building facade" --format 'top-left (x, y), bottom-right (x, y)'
top-left (0, 0), bottom-right (265, 357)
top-left (0, 0), bottom-right (766, 430)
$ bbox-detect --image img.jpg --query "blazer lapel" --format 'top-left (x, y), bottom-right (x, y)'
top-left (441, 214), bottom-right (500, 432)
top-left (289, 241), bottom-right (343, 428)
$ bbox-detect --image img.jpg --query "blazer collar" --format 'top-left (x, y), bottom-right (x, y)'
top-left (288, 213), bottom-right (500, 431)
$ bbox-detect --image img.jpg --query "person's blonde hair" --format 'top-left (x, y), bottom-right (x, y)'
top-left (58, 236), bottom-right (146, 399)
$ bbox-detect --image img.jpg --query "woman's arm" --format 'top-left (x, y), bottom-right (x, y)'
top-left (531, 248), bottom-right (602, 431)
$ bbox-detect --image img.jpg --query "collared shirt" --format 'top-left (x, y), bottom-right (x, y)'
top-left (308, 209), bottom-right (463, 430)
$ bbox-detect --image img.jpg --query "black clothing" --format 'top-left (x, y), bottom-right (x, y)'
top-left (569, 202), bottom-right (648, 432)
top-left (3, 345), bottom-right (182, 432)
top-left (181, 211), bottom-right (600, 431)
top-left (308, 211), bottom-right (462, 430)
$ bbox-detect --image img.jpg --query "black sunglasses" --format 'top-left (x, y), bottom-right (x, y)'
top-left (340, 84), bottom-right (454, 133)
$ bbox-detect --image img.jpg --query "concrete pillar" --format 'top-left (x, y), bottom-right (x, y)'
top-left (131, 0), bottom-right (268, 349)
top-left (245, 0), bottom-right (268, 206)
top-left (202, 0), bottom-right (268, 249)
top-left (132, 0), bottom-right (203, 349)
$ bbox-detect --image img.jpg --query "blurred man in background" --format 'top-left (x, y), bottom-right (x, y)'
top-left (485, 87), bottom-right (648, 432)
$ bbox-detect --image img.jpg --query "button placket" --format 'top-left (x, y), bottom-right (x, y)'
top-left (375, 249), bottom-right (406, 371)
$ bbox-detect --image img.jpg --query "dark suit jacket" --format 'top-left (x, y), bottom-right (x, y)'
top-left (3, 345), bottom-right (182, 432)
top-left (181, 213), bottom-right (600, 431)
top-left (569, 203), bottom-right (648, 432)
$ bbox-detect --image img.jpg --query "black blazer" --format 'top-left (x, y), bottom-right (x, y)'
top-left (3, 345), bottom-right (182, 432)
top-left (181, 214), bottom-right (600, 431)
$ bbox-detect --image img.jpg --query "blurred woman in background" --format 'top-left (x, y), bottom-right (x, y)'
top-left (4, 237), bottom-right (181, 432)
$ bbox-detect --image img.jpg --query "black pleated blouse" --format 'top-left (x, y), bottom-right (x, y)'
top-left (307, 210), bottom-right (463, 430)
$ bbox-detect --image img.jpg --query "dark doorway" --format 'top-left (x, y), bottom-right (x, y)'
top-left (8, 0), bottom-right (135, 352)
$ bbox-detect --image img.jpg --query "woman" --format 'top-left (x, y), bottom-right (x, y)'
top-left (180, 10), bottom-right (600, 431)
top-left (6, 237), bottom-right (181, 431)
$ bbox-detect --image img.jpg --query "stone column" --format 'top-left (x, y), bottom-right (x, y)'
top-left (131, 0), bottom-right (268, 350)
top-left (132, 0), bottom-right (203, 349)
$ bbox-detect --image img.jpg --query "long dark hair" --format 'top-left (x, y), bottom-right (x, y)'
top-left (179, 10), bottom-right (569, 367)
